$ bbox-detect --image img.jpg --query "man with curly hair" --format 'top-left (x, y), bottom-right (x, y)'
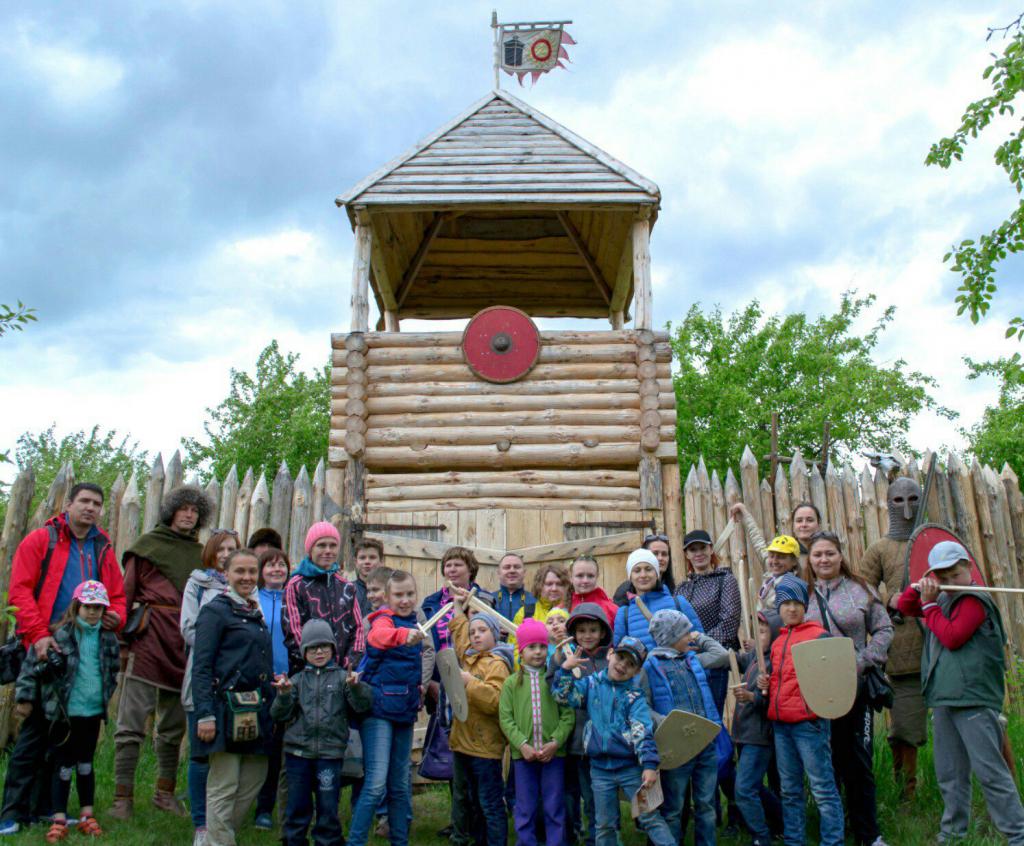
top-left (110, 485), bottom-right (212, 821)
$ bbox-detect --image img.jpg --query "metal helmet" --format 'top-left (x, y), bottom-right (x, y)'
top-left (886, 477), bottom-right (922, 541)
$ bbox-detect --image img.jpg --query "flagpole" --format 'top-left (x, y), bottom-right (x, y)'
top-left (491, 10), bottom-right (500, 89)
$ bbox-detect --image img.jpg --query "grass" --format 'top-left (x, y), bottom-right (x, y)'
top-left (0, 711), bottom-right (1021, 845)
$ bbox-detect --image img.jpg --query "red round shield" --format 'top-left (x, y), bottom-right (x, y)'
top-left (462, 306), bottom-right (541, 384)
top-left (905, 523), bottom-right (986, 586)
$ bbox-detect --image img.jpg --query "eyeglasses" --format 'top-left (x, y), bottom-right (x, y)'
top-left (214, 528), bottom-right (240, 537)
top-left (809, 531), bottom-right (841, 543)
top-left (643, 534), bottom-right (670, 545)
top-left (306, 644), bottom-right (333, 654)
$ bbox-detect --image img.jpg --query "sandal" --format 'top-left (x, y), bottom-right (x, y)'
top-left (76, 817), bottom-right (103, 837)
top-left (44, 821), bottom-right (68, 843)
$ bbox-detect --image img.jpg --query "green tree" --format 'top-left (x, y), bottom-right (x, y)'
top-left (183, 341), bottom-right (329, 481)
top-left (669, 293), bottom-right (957, 475)
top-left (3, 425), bottom-right (150, 521)
top-left (926, 15), bottom-right (1024, 349)
top-left (964, 353), bottom-right (1024, 478)
top-left (0, 301), bottom-right (37, 338)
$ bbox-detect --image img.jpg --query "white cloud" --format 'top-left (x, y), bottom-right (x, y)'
top-left (2, 19), bottom-right (123, 108)
top-left (229, 229), bottom-right (315, 263)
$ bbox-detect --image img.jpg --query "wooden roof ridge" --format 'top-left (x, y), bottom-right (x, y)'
top-left (336, 89), bottom-right (660, 210)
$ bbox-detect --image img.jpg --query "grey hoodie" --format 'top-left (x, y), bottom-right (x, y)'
top-left (180, 568), bottom-right (228, 711)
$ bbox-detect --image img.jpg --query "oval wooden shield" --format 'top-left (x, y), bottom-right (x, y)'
top-left (906, 523), bottom-right (986, 586)
top-left (791, 636), bottom-right (857, 719)
top-left (653, 709), bottom-right (720, 770)
top-left (436, 648), bottom-right (469, 722)
top-left (461, 306), bottom-right (541, 383)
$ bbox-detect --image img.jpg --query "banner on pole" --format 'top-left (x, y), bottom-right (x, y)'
top-left (494, 17), bottom-right (575, 86)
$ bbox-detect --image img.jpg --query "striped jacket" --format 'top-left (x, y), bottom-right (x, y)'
top-left (282, 564), bottom-right (365, 673)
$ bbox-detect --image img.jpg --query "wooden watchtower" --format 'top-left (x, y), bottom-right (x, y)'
top-left (329, 89), bottom-right (681, 597)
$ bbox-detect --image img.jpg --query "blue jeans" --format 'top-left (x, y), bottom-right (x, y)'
top-left (186, 711), bottom-right (209, 829)
top-left (282, 755), bottom-right (342, 846)
top-left (660, 742), bottom-right (717, 844)
top-left (590, 762), bottom-right (674, 846)
top-left (774, 720), bottom-right (844, 846)
top-left (452, 752), bottom-right (506, 846)
top-left (735, 743), bottom-right (778, 842)
top-left (348, 717), bottom-right (413, 846)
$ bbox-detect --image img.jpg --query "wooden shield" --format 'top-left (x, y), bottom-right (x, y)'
top-left (791, 636), bottom-right (857, 719)
top-left (436, 648), bottom-right (469, 722)
top-left (906, 523), bottom-right (986, 587)
top-left (653, 709), bottom-right (720, 770)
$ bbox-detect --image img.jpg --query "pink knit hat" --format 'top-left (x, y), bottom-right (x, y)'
top-left (515, 618), bottom-right (548, 651)
top-left (304, 521), bottom-right (341, 555)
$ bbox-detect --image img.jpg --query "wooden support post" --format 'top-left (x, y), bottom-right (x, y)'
top-left (350, 217), bottom-right (373, 332)
top-left (342, 458), bottom-right (366, 569)
top-left (662, 461), bottom-right (685, 581)
top-left (639, 454), bottom-right (663, 511)
top-left (384, 311), bottom-right (400, 332)
top-left (610, 310), bottom-right (624, 330)
top-left (632, 212), bottom-right (653, 330)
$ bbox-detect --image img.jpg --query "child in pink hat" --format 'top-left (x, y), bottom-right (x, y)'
top-left (498, 618), bottom-right (575, 846)
top-left (14, 580), bottom-right (120, 841)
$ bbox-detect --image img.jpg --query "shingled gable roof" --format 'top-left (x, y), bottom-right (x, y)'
top-left (336, 88), bottom-right (660, 213)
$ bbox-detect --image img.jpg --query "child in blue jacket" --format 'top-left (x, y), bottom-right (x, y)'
top-left (636, 609), bottom-right (728, 845)
top-left (555, 635), bottom-right (675, 846)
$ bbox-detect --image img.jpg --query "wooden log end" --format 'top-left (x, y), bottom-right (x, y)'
top-left (641, 429), bottom-right (661, 451)
top-left (346, 350), bottom-right (367, 370)
top-left (344, 433), bottom-right (366, 456)
top-left (640, 409), bottom-right (662, 429)
top-left (344, 399), bottom-right (367, 417)
top-left (346, 383), bottom-right (368, 400)
top-left (344, 333), bottom-right (368, 353)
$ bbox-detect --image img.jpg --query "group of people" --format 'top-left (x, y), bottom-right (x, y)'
top-left (0, 478), bottom-right (1021, 846)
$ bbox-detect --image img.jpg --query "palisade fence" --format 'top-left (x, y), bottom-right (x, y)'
top-left (0, 445), bottom-right (1022, 744)
top-left (683, 447), bottom-right (1024, 664)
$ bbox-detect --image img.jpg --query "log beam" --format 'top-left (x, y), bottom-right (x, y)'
top-left (556, 211), bottom-right (612, 305)
top-left (394, 212), bottom-right (447, 309)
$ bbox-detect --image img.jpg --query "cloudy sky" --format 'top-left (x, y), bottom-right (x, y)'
top-left (2, 1), bottom-right (1022, 478)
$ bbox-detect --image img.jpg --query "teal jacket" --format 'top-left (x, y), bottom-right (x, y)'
top-left (922, 590), bottom-right (1005, 711)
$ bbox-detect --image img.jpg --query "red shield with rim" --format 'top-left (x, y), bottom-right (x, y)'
top-left (905, 523), bottom-right (986, 586)
top-left (461, 306), bottom-right (541, 384)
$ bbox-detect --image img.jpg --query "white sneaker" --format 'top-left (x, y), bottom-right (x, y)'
top-left (870, 838), bottom-right (890, 846)
top-left (192, 828), bottom-right (207, 846)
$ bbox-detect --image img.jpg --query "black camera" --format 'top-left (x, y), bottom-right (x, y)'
top-left (37, 649), bottom-right (66, 683)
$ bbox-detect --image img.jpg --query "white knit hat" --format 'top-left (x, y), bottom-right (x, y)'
top-left (626, 548), bottom-right (659, 579)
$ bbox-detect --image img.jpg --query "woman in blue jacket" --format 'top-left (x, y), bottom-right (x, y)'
top-left (613, 549), bottom-right (703, 650)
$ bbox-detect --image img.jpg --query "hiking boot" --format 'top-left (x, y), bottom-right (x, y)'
top-left (107, 786), bottom-right (133, 821)
top-left (151, 779), bottom-right (187, 817)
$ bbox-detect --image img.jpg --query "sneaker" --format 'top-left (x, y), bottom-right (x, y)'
top-left (253, 814), bottom-right (273, 831)
top-left (192, 828), bottom-right (207, 846)
top-left (375, 817), bottom-right (390, 838)
top-left (869, 839), bottom-right (890, 846)
top-left (0, 821), bottom-right (18, 836)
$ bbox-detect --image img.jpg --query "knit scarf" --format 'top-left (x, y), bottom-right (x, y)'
top-left (227, 586), bottom-right (262, 615)
top-left (295, 557), bottom-right (340, 579)
top-left (127, 523), bottom-right (202, 593)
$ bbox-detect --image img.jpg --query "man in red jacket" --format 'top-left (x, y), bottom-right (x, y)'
top-left (0, 482), bottom-right (126, 835)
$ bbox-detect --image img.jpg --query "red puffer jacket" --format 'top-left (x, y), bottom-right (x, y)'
top-left (767, 620), bottom-right (830, 723)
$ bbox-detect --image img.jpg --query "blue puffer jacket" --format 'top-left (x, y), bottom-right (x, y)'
top-left (552, 669), bottom-right (660, 770)
top-left (641, 651), bottom-right (720, 723)
top-left (612, 585), bottom-right (703, 650)
top-left (359, 611), bottom-right (422, 725)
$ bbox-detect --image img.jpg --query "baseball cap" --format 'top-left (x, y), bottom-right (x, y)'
top-left (927, 541), bottom-right (970, 573)
top-left (683, 530), bottom-right (712, 549)
top-left (612, 635), bottom-right (647, 666)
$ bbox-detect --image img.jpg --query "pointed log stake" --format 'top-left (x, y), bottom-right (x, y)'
top-left (774, 465), bottom-right (791, 537)
top-left (697, 457), bottom-right (713, 534)
top-left (289, 467), bottom-right (313, 567)
top-left (0, 468), bottom-right (36, 629)
top-left (312, 459), bottom-right (326, 523)
top-left (711, 470), bottom-right (729, 566)
top-left (250, 474), bottom-right (270, 534)
top-left (201, 476), bottom-right (220, 545)
top-left (220, 465), bottom-right (239, 534)
top-left (684, 465), bottom-right (698, 534)
top-left (234, 468), bottom-right (255, 546)
top-left (724, 468), bottom-right (744, 566)
top-left (107, 472), bottom-right (125, 541)
top-left (163, 450), bottom-right (183, 497)
top-left (116, 472), bottom-right (141, 561)
top-left (270, 462), bottom-right (294, 549)
top-left (30, 463), bottom-right (72, 531)
top-left (861, 465), bottom-right (880, 548)
top-left (789, 451), bottom-right (809, 506)
top-left (143, 454), bottom-right (165, 533)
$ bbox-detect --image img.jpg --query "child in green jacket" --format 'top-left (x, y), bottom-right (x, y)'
top-left (499, 618), bottom-right (574, 846)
